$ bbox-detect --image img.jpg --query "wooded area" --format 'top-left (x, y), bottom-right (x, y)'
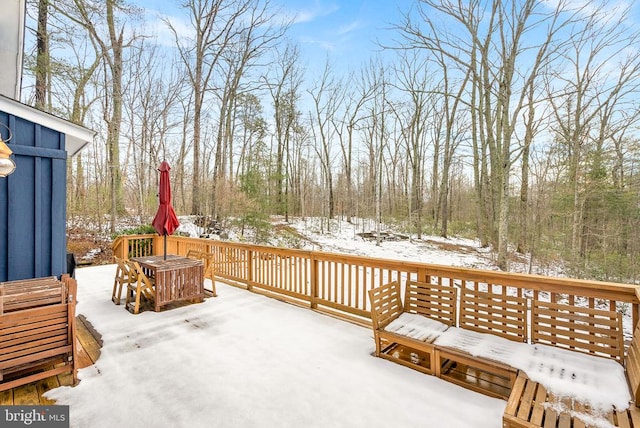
top-left (23, 0), bottom-right (640, 282)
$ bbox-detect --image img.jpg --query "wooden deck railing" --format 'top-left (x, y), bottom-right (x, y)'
top-left (112, 234), bottom-right (640, 330)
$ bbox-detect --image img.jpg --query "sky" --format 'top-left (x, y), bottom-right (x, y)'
top-left (274, 0), bottom-right (414, 73)
top-left (136, 0), bottom-right (416, 78)
top-left (45, 217), bottom-right (632, 428)
top-left (134, 0), bottom-right (640, 75)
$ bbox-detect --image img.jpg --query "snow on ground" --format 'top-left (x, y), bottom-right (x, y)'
top-left (45, 264), bottom-right (505, 428)
top-left (287, 217), bottom-right (498, 270)
top-left (177, 216), bottom-right (499, 271)
top-left (175, 215), bottom-right (567, 277)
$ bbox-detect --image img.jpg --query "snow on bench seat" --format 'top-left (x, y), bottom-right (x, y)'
top-left (433, 288), bottom-right (529, 399)
top-left (434, 326), bottom-right (530, 366)
top-left (435, 326), bottom-right (629, 411)
top-left (522, 343), bottom-right (629, 414)
top-left (434, 327), bottom-right (630, 426)
top-left (384, 312), bottom-right (449, 342)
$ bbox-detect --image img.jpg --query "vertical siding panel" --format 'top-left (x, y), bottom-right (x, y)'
top-left (0, 113), bottom-right (8, 279)
top-left (9, 149), bottom-right (35, 280)
top-left (52, 153), bottom-right (67, 276)
top-left (0, 168), bottom-right (7, 279)
top-left (34, 121), bottom-right (43, 276)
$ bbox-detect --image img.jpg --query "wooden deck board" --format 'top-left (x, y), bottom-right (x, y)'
top-left (0, 389), bottom-right (13, 405)
top-left (2, 315), bottom-right (101, 405)
top-left (76, 315), bottom-right (102, 362)
top-left (35, 375), bottom-right (60, 405)
top-left (12, 383), bottom-right (40, 405)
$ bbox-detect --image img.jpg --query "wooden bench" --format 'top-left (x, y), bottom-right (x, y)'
top-left (368, 280), bottom-right (457, 374)
top-left (627, 322), bottom-right (640, 408)
top-left (0, 275), bottom-right (78, 391)
top-left (504, 300), bottom-right (632, 428)
top-left (369, 280), bottom-right (638, 427)
top-left (434, 287), bottom-right (528, 399)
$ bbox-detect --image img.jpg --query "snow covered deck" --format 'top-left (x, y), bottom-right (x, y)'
top-left (43, 264), bottom-right (505, 427)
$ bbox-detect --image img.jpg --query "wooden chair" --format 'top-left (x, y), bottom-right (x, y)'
top-left (186, 249), bottom-right (202, 260)
top-left (187, 249), bottom-right (217, 297)
top-left (111, 256), bottom-right (134, 305)
top-left (124, 260), bottom-right (155, 314)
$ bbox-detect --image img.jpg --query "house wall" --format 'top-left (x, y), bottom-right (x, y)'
top-left (0, 110), bottom-right (68, 281)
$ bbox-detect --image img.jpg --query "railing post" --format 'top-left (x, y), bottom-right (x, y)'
top-left (152, 235), bottom-right (162, 256)
top-left (122, 236), bottom-right (129, 260)
top-left (633, 289), bottom-right (640, 332)
top-left (247, 250), bottom-right (253, 291)
top-left (310, 253), bottom-right (318, 309)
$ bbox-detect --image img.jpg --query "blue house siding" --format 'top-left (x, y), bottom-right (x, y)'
top-left (0, 111), bottom-right (68, 281)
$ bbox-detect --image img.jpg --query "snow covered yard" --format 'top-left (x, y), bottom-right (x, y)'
top-left (45, 264), bottom-right (506, 428)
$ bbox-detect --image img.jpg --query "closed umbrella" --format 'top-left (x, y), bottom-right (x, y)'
top-left (152, 160), bottom-right (180, 260)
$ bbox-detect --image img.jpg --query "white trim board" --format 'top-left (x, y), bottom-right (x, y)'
top-left (0, 94), bottom-right (94, 157)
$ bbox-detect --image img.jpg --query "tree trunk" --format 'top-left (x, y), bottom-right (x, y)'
top-left (35, 0), bottom-right (48, 111)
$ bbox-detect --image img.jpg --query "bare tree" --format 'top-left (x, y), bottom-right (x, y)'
top-left (210, 0), bottom-right (288, 218)
top-left (34, 0), bottom-right (49, 110)
top-left (167, 0), bottom-right (244, 215)
top-left (122, 41), bottom-right (185, 220)
top-left (332, 68), bottom-right (375, 223)
top-left (167, 0), bottom-right (286, 217)
top-left (309, 60), bottom-right (344, 221)
top-left (265, 43), bottom-right (304, 219)
top-left (55, 0), bottom-right (142, 232)
top-left (388, 52), bottom-right (434, 238)
top-left (358, 60), bottom-right (391, 245)
top-left (397, 0), bottom-right (573, 269)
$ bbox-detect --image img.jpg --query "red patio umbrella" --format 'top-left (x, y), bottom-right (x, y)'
top-left (152, 160), bottom-right (180, 260)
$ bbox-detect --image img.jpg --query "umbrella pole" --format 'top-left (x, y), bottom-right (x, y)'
top-left (164, 234), bottom-right (167, 260)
